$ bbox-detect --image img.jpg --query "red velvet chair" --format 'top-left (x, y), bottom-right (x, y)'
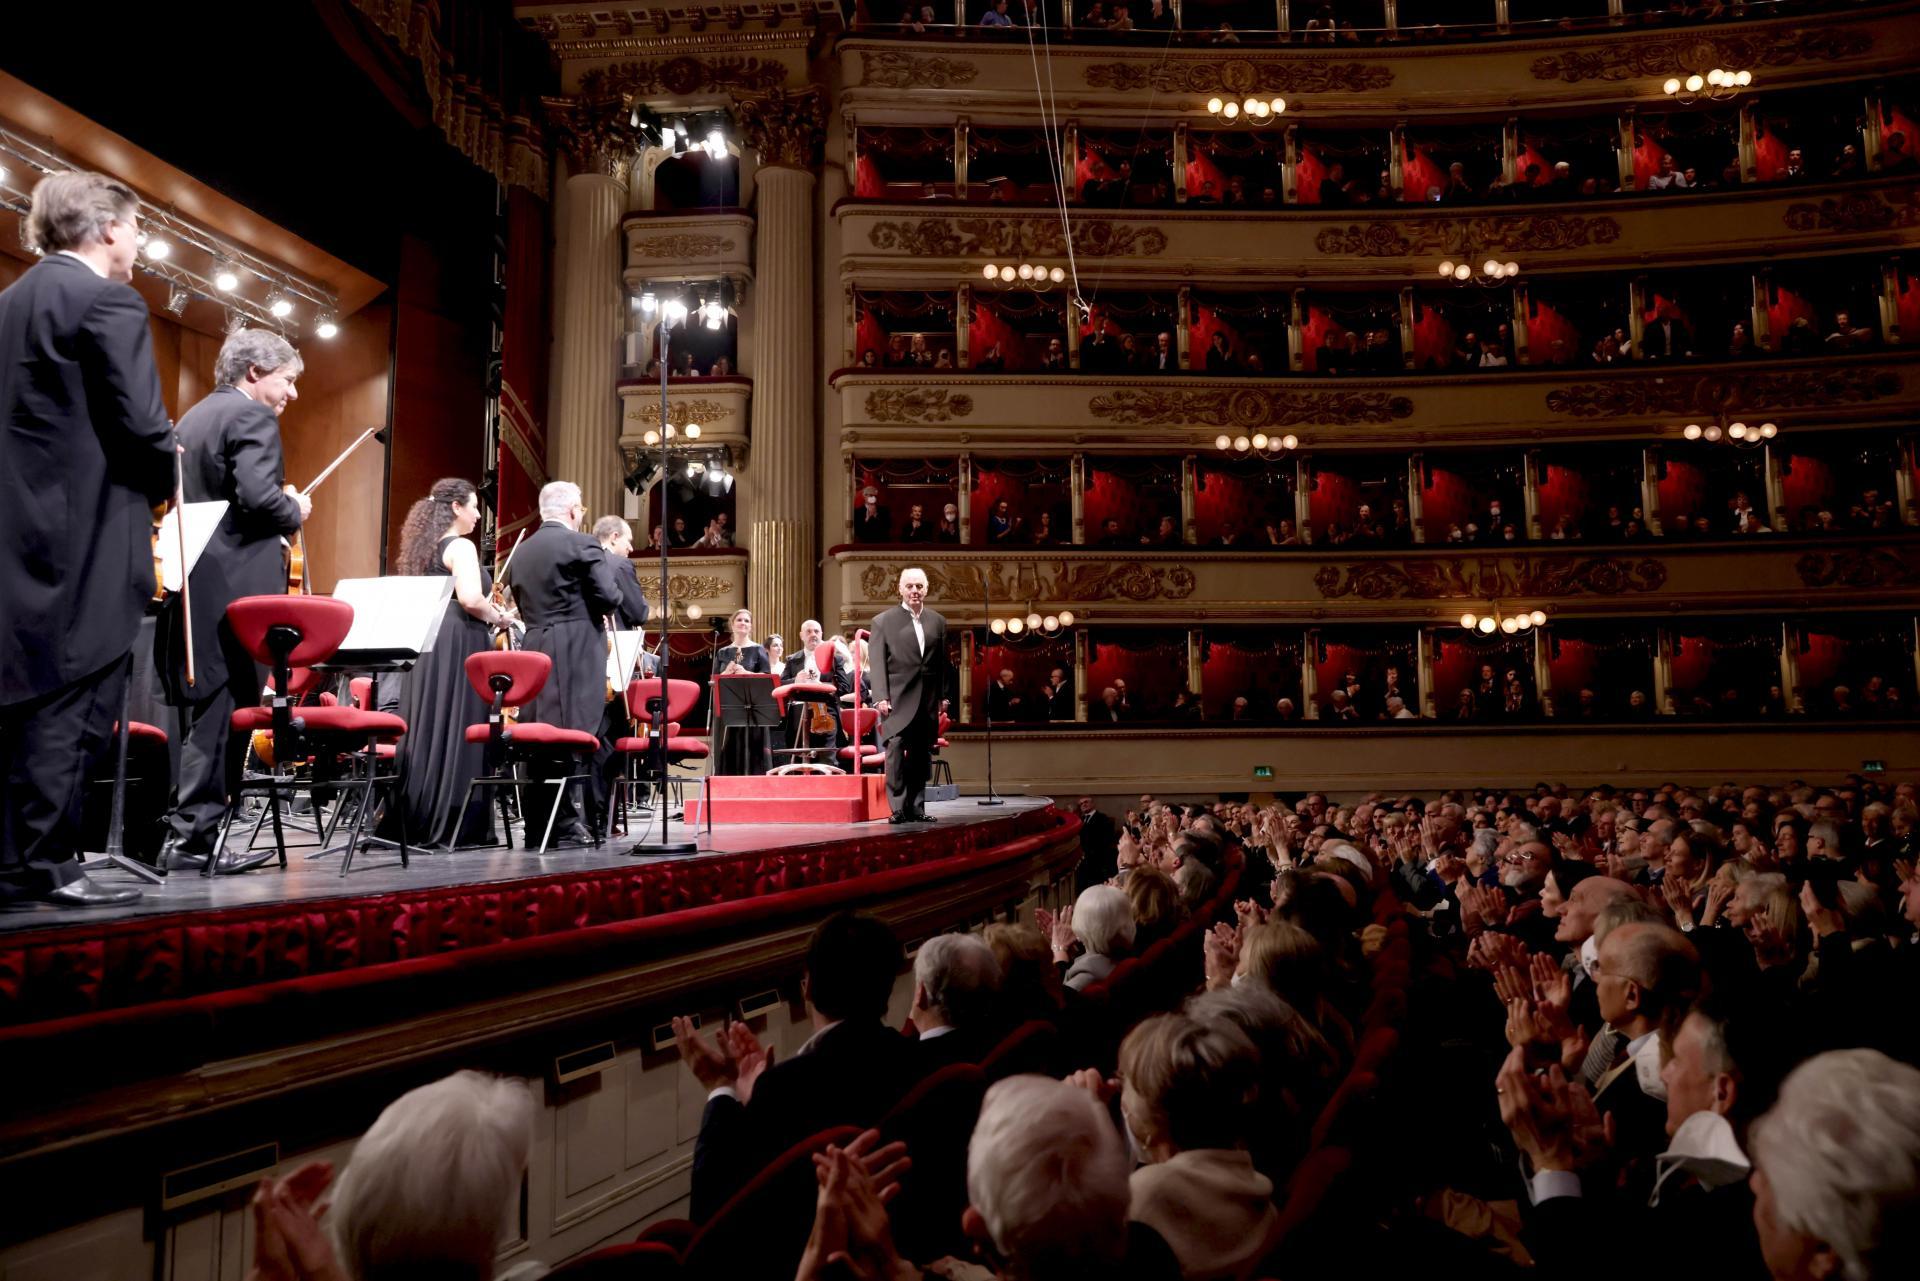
top-left (218, 595), bottom-right (408, 878)
top-left (458, 650), bottom-right (600, 855)
top-left (605, 677), bottom-right (707, 841)
top-left (672, 1124), bottom-right (863, 1278)
top-left (928, 709), bottom-right (954, 787)
top-left (770, 641), bottom-right (841, 774)
top-left (838, 707), bottom-right (885, 771)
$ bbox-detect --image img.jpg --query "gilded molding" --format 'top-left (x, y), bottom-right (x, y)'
top-left (1314, 214), bottom-right (1621, 257)
top-left (624, 398), bottom-right (735, 428)
top-left (577, 55), bottom-right (789, 99)
top-left (1529, 29), bottom-right (1872, 83)
top-left (1313, 557), bottom-right (1668, 600)
top-left (864, 388), bottom-right (975, 422)
top-left (1795, 548), bottom-right (1918, 589)
top-left (1782, 188), bottom-right (1920, 234)
top-left (1545, 368), bottom-right (1904, 418)
top-left (738, 87), bottom-right (827, 169)
top-left (868, 217), bottom-right (1167, 258)
top-left (628, 233), bottom-right (738, 257)
top-left (639, 573), bottom-right (737, 603)
top-left (1083, 59), bottom-right (1392, 95)
top-left (860, 50), bottom-right (980, 89)
top-left (858, 560), bottom-right (1197, 604)
top-left (1089, 387), bottom-right (1414, 428)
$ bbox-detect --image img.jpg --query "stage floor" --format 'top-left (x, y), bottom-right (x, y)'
top-left (0, 796), bottom-right (1054, 935)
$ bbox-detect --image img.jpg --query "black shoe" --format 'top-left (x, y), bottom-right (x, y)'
top-left (531, 820), bottom-right (594, 850)
top-left (888, 813), bottom-right (915, 825)
top-left (161, 836), bottom-right (208, 872)
top-left (211, 848), bottom-right (280, 874)
top-left (41, 874), bottom-right (143, 907)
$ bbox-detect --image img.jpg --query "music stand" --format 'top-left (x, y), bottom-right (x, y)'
top-left (715, 673), bottom-right (781, 776)
top-left (80, 499), bottom-right (229, 884)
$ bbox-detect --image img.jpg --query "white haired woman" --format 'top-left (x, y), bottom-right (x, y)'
top-left (1038, 884), bottom-right (1137, 991)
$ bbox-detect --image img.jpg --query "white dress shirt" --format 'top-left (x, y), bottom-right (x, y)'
top-left (905, 604), bottom-right (925, 655)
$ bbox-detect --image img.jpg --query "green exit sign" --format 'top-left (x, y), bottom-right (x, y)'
top-left (1863, 760), bottom-right (1887, 773)
top-left (1253, 765), bottom-right (1274, 780)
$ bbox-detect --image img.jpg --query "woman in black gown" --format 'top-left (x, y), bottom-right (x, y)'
top-left (714, 607), bottom-right (771, 774)
top-left (389, 478), bottom-right (514, 847)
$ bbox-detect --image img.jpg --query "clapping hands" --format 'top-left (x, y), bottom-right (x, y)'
top-left (1036, 904), bottom-right (1076, 960)
top-left (797, 1131), bottom-right (916, 1281)
top-left (247, 1161), bottom-right (346, 1281)
top-left (672, 1016), bottom-right (775, 1103)
top-left (1495, 1045), bottom-right (1613, 1174)
top-left (1204, 922), bottom-right (1241, 990)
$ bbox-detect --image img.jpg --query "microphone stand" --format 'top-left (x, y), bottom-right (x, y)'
top-left (632, 310), bottom-right (699, 855)
top-left (978, 568), bottom-right (1003, 806)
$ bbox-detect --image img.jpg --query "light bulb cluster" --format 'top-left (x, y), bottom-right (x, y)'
top-left (1439, 257), bottom-right (1520, 285)
top-left (982, 262), bottom-right (1067, 289)
top-left (636, 281), bottom-right (734, 331)
top-left (1662, 68), bottom-right (1752, 104)
top-left (1215, 432), bottom-right (1299, 454)
top-left (1458, 606), bottom-right (1548, 636)
top-left (631, 107), bottom-right (731, 160)
top-left (641, 422), bottom-right (704, 447)
top-left (1682, 419), bottom-right (1776, 445)
top-left (990, 607), bottom-right (1075, 637)
top-left (1204, 95), bottom-right (1286, 124)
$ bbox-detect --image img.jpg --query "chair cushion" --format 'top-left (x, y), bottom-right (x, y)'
top-left (231, 706), bottom-right (407, 736)
top-left (117, 721), bottom-right (169, 745)
top-left (627, 677), bottom-right (703, 724)
top-left (464, 650), bottom-right (552, 707)
top-left (464, 721), bottom-right (599, 750)
top-left (226, 595), bottom-right (355, 667)
top-left (838, 747), bottom-right (887, 766)
top-left (613, 735), bottom-right (711, 757)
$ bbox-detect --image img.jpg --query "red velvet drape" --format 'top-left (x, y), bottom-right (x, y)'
top-left (1657, 457), bottom-right (1710, 522)
top-left (1186, 149), bottom-right (1228, 199)
top-left (1194, 471), bottom-right (1284, 540)
top-left (1401, 141), bottom-right (1447, 202)
top-left (1536, 461), bottom-right (1591, 533)
top-left (1764, 283), bottom-right (1817, 339)
top-left (974, 640), bottom-right (1069, 720)
top-left (1086, 638), bottom-right (1185, 713)
top-left (1631, 130), bottom-right (1670, 187)
top-left (1754, 120), bottom-right (1791, 180)
top-left (1407, 298), bottom-right (1457, 370)
top-left (1189, 303), bottom-right (1244, 367)
top-left (1306, 468), bottom-right (1362, 538)
top-left (1527, 298), bottom-right (1583, 365)
top-left (496, 186), bottom-right (550, 539)
top-left (969, 298), bottom-right (1025, 370)
top-left (1294, 148), bottom-right (1331, 205)
top-left (853, 150), bottom-right (886, 198)
top-left (1780, 451), bottom-right (1836, 516)
top-left (1431, 634), bottom-right (1529, 705)
top-left (1299, 304), bottom-right (1343, 371)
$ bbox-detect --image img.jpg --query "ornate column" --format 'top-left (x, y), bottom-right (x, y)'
top-left (739, 89), bottom-right (827, 645)
top-left (547, 106), bottom-right (638, 520)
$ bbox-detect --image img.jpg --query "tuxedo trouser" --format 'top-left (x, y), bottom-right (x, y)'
top-left (166, 655), bottom-right (261, 854)
top-left (0, 654), bottom-right (127, 899)
top-left (884, 714), bottom-right (937, 817)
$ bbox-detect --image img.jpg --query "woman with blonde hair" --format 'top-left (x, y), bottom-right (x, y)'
top-left (1125, 862), bottom-right (1186, 951)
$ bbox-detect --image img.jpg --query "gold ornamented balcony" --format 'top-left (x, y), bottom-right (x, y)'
top-left (836, 180), bottom-right (1920, 286)
top-left (619, 550), bottom-right (748, 622)
top-left (622, 211), bottom-right (755, 288)
top-left (838, 4), bottom-right (1919, 120)
top-left (830, 537), bottom-right (1920, 629)
top-left (618, 374), bottom-right (752, 473)
top-left (832, 353), bottom-right (1918, 452)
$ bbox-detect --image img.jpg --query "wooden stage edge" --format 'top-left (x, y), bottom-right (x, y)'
top-left (0, 795), bottom-right (1057, 937)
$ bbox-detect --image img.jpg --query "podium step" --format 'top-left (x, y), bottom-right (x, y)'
top-left (686, 772), bottom-right (891, 824)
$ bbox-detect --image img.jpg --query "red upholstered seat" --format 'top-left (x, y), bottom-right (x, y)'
top-left (626, 677), bottom-right (702, 724)
top-left (232, 706), bottom-right (407, 736)
top-left (464, 649), bottom-right (551, 706)
top-left (226, 595), bottom-right (355, 667)
top-left (349, 677), bottom-right (372, 709)
top-left (463, 722), bottom-right (598, 750)
top-left (841, 707), bottom-right (879, 738)
top-left (838, 747), bottom-right (887, 767)
top-left (614, 735), bottom-right (709, 756)
top-left (117, 721), bottom-right (168, 745)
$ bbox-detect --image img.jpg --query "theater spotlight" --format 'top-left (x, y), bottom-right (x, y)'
top-left (213, 262), bottom-right (241, 292)
top-left (165, 283), bottom-right (190, 316)
top-left (314, 312), bottom-right (339, 339)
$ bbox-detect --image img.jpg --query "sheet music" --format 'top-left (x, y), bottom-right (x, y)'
top-left (156, 500), bottom-right (229, 591)
top-left (330, 576), bottom-right (457, 656)
top-left (607, 629), bottom-right (646, 687)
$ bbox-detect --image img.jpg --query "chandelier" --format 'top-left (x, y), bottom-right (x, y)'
top-left (982, 262), bottom-right (1065, 289)
top-left (1682, 415), bottom-right (1777, 447)
top-left (990, 605), bottom-right (1075, 637)
top-left (1204, 96), bottom-right (1286, 124)
top-left (1662, 68), bottom-right (1752, 105)
top-left (1438, 255), bottom-right (1520, 287)
top-left (1215, 432), bottom-right (1299, 455)
top-left (1458, 605), bottom-right (1547, 635)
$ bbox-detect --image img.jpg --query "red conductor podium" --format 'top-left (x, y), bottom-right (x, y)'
top-left (684, 771), bottom-right (890, 825)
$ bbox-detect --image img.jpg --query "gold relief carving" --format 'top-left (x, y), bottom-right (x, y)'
top-left (1090, 387), bottom-right (1414, 428)
top-left (1795, 549), bottom-right (1917, 590)
top-left (545, 92), bottom-right (644, 181)
top-left (1529, 29), bottom-right (1871, 83)
top-left (640, 573), bottom-right (735, 603)
top-left (1545, 368), bottom-right (1903, 418)
top-left (869, 217), bottom-right (1167, 259)
top-left (628, 233), bottom-right (737, 258)
top-left (1313, 557), bottom-right (1668, 601)
top-left (738, 87), bottom-right (827, 169)
top-left (625, 398), bottom-right (733, 428)
top-left (1314, 214), bottom-right (1621, 257)
top-left (1782, 189), bottom-right (1920, 234)
top-left (860, 50), bottom-right (980, 89)
top-left (578, 57), bottom-right (788, 99)
top-left (863, 388), bottom-right (976, 422)
top-left (857, 561), bottom-right (1197, 604)
top-left (1083, 60), bottom-right (1391, 95)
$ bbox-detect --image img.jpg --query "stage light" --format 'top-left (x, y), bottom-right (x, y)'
top-left (1478, 616), bottom-right (1497, 634)
top-left (1530, 610), bottom-right (1547, 626)
top-left (1057, 610), bottom-right (1074, 627)
top-left (639, 288), bottom-right (657, 313)
top-left (1683, 423), bottom-right (1703, 440)
top-left (705, 310), bottom-right (722, 330)
top-left (684, 423), bottom-right (702, 439)
top-left (1049, 267), bottom-right (1065, 283)
top-left (165, 283), bottom-right (189, 316)
top-left (143, 239), bottom-right (170, 261)
top-left (213, 263), bottom-right (240, 292)
top-left (664, 297), bottom-right (689, 322)
top-left (706, 129), bottom-right (726, 158)
top-left (687, 460), bottom-right (706, 476)
top-left (314, 313), bottom-right (339, 339)
top-left (1461, 612), bottom-right (1478, 630)
top-left (268, 293), bottom-right (294, 319)
top-left (991, 618), bottom-right (1007, 634)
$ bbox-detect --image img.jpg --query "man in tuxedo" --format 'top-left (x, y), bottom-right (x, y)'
top-left (899, 502), bottom-right (936, 542)
top-left (0, 172), bottom-right (174, 906)
top-left (513, 482), bottom-right (626, 847)
top-left (852, 485), bottom-right (892, 542)
top-left (869, 567), bottom-right (951, 824)
top-left (673, 911), bottom-right (918, 1221)
top-left (986, 668), bottom-right (1025, 722)
top-left (588, 515), bottom-right (649, 835)
top-left (908, 932), bottom-right (1004, 1069)
top-left (157, 328), bottom-right (310, 873)
top-left (1147, 331), bottom-right (1177, 373)
top-left (1045, 666), bottom-right (1075, 721)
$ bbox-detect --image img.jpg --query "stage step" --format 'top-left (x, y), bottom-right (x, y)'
top-left (686, 772), bottom-right (891, 824)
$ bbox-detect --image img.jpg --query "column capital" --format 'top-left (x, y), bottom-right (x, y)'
top-left (544, 94), bottom-right (643, 184)
top-left (738, 88), bottom-right (826, 172)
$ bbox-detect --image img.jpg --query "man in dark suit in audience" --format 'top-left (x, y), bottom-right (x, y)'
top-left (158, 328), bottom-right (310, 874)
top-left (1046, 666), bottom-right (1075, 721)
top-left (909, 932), bottom-right (1004, 1069)
top-left (853, 486), bottom-right (892, 542)
top-left (0, 172), bottom-right (174, 906)
top-left (673, 911), bottom-right (919, 1221)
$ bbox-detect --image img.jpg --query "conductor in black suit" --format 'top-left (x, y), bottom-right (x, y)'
top-left (589, 515), bottom-right (649, 834)
top-left (157, 329), bottom-right (310, 873)
top-left (869, 567), bottom-right (951, 824)
top-left (514, 481), bottom-right (626, 847)
top-left (0, 172), bottom-right (173, 906)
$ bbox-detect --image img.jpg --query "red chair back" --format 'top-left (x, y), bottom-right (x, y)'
top-left (463, 650), bottom-right (551, 707)
top-left (627, 677), bottom-right (702, 724)
top-left (841, 707), bottom-right (879, 738)
top-left (684, 1125), bottom-right (862, 1275)
top-left (225, 595), bottom-right (354, 667)
top-left (349, 677), bottom-right (372, 710)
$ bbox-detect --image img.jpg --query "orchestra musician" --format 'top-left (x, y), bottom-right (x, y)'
top-left (512, 482), bottom-right (626, 848)
top-left (868, 568), bottom-right (951, 824)
top-left (589, 515), bottom-right (649, 835)
top-left (156, 329), bottom-right (310, 874)
top-left (714, 607), bottom-right (771, 775)
top-left (0, 172), bottom-right (174, 907)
